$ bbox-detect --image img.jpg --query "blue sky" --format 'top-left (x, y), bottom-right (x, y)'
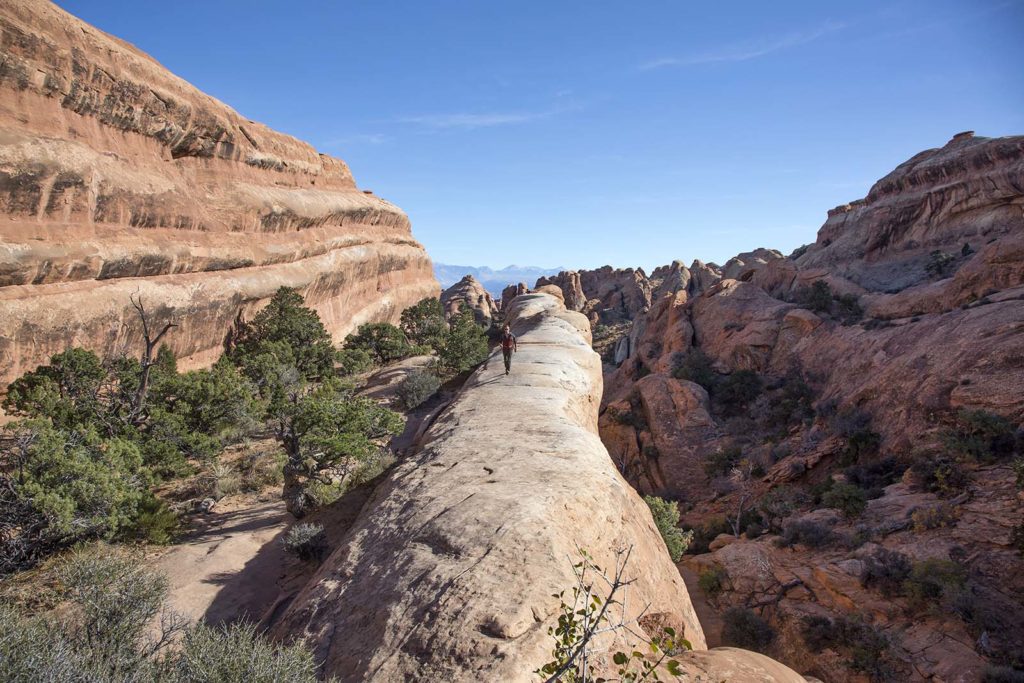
top-left (57, 0), bottom-right (1024, 271)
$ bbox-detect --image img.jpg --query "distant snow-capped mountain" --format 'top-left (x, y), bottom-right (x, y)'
top-left (433, 263), bottom-right (565, 297)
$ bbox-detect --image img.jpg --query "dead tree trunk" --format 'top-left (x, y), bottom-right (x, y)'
top-left (129, 294), bottom-right (176, 425)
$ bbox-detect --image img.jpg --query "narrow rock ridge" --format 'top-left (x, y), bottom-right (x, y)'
top-left (0, 0), bottom-right (438, 387)
top-left (271, 292), bottom-right (807, 682)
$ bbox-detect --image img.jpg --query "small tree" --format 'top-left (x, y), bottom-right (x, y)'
top-left (397, 371), bottom-right (441, 410)
top-left (435, 311), bottom-right (488, 376)
top-left (643, 496), bottom-right (693, 562)
top-left (821, 483), bottom-right (868, 518)
top-left (231, 287), bottom-right (337, 381)
top-left (400, 297), bottom-right (448, 350)
top-left (270, 379), bottom-right (403, 517)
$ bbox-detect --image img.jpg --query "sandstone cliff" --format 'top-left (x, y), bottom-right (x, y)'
top-left (271, 292), bottom-right (808, 682)
top-left (0, 0), bottom-right (438, 388)
top-left (598, 134), bottom-right (1024, 681)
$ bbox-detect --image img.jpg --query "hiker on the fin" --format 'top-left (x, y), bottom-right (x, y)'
top-left (501, 323), bottom-right (517, 375)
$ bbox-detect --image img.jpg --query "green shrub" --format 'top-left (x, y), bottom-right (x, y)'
top-left (397, 370), bottom-right (441, 410)
top-left (670, 349), bottom-right (717, 392)
top-left (1013, 457), bottom-right (1024, 490)
top-left (903, 559), bottom-right (966, 611)
top-left (983, 666), bottom-right (1024, 683)
top-left (943, 409), bottom-right (1019, 463)
top-left (0, 545), bottom-right (318, 682)
top-left (704, 445), bottom-right (743, 478)
top-left (130, 495), bottom-right (180, 545)
top-left (1011, 523), bottom-right (1024, 557)
top-left (721, 608), bottom-right (774, 653)
top-left (910, 503), bottom-right (957, 533)
top-left (766, 373), bottom-right (815, 431)
top-left (844, 457), bottom-right (905, 499)
top-left (698, 565), bottom-right (728, 597)
top-left (715, 370), bottom-right (763, 416)
top-left (795, 280), bottom-right (834, 314)
top-left (165, 621), bottom-right (319, 682)
top-left (343, 322), bottom-right (413, 366)
top-left (860, 548), bottom-right (912, 598)
top-left (758, 485), bottom-right (809, 531)
top-left (336, 347), bottom-right (374, 376)
top-left (685, 516), bottom-right (731, 555)
top-left (925, 250), bottom-right (956, 278)
top-left (283, 523), bottom-right (328, 563)
top-left (399, 297), bottom-right (448, 350)
top-left (238, 451), bottom-right (286, 492)
top-left (821, 483), bottom-right (868, 518)
top-left (907, 451), bottom-right (971, 497)
top-left (777, 520), bottom-right (835, 549)
top-left (840, 429), bottom-right (882, 466)
top-left (643, 495), bottom-right (693, 562)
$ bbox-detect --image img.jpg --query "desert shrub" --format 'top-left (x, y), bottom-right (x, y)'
top-left (670, 349), bottom-right (717, 392)
top-left (860, 548), bottom-right (913, 598)
top-left (907, 451), bottom-right (971, 497)
top-left (231, 287), bottom-right (337, 381)
top-left (0, 422), bottom-right (152, 574)
top-left (238, 451), bottom-right (286, 492)
top-left (343, 322), bottom-right (413, 366)
top-left (983, 666), bottom-right (1024, 683)
top-left (685, 516), bottom-right (731, 555)
top-left (704, 445), bottom-right (743, 478)
top-left (840, 429), bottom-right (882, 466)
top-left (925, 250), bottom-right (956, 278)
top-left (208, 461), bottom-right (241, 500)
top-left (794, 281), bottom-right (834, 314)
top-left (902, 559), bottom-right (966, 611)
top-left (821, 483), bottom-right (867, 518)
top-left (611, 394), bottom-right (648, 430)
top-left (0, 545), bottom-right (318, 682)
top-left (758, 485), bottom-right (809, 531)
top-left (698, 565), bottom-right (728, 597)
top-left (801, 613), bottom-right (892, 677)
top-left (777, 519), bottom-right (835, 549)
top-left (434, 311), bottom-right (488, 376)
top-left (835, 294), bottom-right (864, 323)
top-left (766, 373), bottom-right (815, 431)
top-left (336, 347), bottom-right (374, 376)
top-left (346, 449), bottom-right (396, 489)
top-left (911, 503), bottom-right (957, 532)
top-left (790, 244), bottom-right (810, 259)
top-left (643, 495), bottom-right (693, 562)
top-left (283, 523), bottom-right (327, 563)
top-left (722, 608), bottom-right (774, 652)
top-left (844, 457), bottom-right (905, 498)
top-left (943, 409), bottom-right (1019, 463)
top-left (715, 370), bottom-right (763, 416)
top-left (1014, 457), bottom-right (1024, 489)
top-left (130, 495), bottom-right (180, 545)
top-left (397, 370), bottom-right (441, 410)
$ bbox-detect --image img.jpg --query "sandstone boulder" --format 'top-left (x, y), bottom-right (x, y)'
top-left (440, 274), bottom-right (499, 325)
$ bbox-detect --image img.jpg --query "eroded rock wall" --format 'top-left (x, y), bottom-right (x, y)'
top-left (271, 292), bottom-right (807, 682)
top-left (0, 0), bottom-right (438, 386)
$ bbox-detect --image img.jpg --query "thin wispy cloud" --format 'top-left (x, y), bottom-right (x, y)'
top-left (398, 110), bottom-right (554, 130)
top-left (639, 20), bottom-right (846, 70)
top-left (324, 133), bottom-right (389, 146)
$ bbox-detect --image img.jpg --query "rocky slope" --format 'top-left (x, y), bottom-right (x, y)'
top-left (439, 274), bottom-right (498, 325)
top-left (0, 0), bottom-right (437, 388)
top-left (270, 292), bottom-right (809, 682)
top-left (597, 133), bottom-right (1024, 681)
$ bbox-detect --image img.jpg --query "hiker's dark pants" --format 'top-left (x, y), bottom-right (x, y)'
top-left (503, 348), bottom-right (512, 372)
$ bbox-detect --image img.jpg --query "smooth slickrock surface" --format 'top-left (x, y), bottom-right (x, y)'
top-left (0, 0), bottom-right (437, 388)
top-left (271, 293), bottom-right (807, 682)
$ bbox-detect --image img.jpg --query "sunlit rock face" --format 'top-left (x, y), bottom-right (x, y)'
top-left (0, 0), bottom-right (438, 388)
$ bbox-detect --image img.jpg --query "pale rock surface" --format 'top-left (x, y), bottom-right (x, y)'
top-left (271, 293), bottom-right (807, 682)
top-left (439, 274), bottom-right (498, 325)
top-left (0, 0), bottom-right (437, 388)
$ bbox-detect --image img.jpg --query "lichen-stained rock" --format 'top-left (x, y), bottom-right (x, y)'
top-left (0, 0), bottom-right (438, 388)
top-left (440, 274), bottom-right (499, 325)
top-left (270, 293), bottom-right (807, 682)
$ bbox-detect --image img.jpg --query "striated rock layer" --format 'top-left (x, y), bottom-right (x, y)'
top-left (271, 292), bottom-right (807, 682)
top-left (0, 0), bottom-right (438, 387)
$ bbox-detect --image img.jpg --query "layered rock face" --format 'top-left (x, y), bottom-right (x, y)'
top-left (270, 292), bottom-right (807, 682)
top-left (439, 274), bottom-right (498, 325)
top-left (598, 134), bottom-right (1024, 680)
top-left (0, 0), bottom-right (437, 387)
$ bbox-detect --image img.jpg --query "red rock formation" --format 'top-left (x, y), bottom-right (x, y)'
top-left (440, 274), bottom-right (499, 325)
top-left (0, 0), bottom-right (438, 388)
top-left (598, 134), bottom-right (1024, 680)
